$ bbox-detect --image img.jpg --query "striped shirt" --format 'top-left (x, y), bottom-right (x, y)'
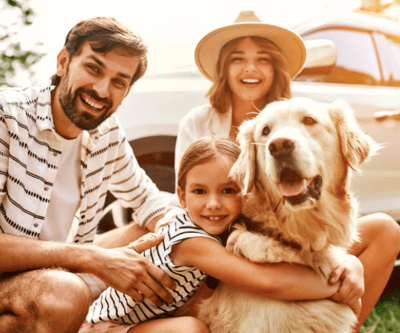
top-left (0, 80), bottom-right (167, 243)
top-left (86, 213), bottom-right (220, 325)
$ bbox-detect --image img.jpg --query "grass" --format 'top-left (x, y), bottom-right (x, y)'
top-left (360, 289), bottom-right (400, 332)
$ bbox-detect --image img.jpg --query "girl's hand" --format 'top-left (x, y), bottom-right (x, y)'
top-left (329, 254), bottom-right (364, 316)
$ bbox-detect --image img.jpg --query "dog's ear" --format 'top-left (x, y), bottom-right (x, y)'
top-left (329, 99), bottom-right (379, 170)
top-left (230, 119), bottom-right (258, 194)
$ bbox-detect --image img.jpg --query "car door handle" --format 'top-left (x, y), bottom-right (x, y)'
top-left (373, 110), bottom-right (400, 121)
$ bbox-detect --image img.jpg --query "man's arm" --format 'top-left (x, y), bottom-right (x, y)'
top-left (0, 232), bottom-right (175, 306)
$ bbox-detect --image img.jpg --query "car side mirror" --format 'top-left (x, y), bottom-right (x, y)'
top-left (297, 39), bottom-right (337, 77)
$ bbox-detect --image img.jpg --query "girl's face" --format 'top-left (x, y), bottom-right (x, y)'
top-left (227, 37), bottom-right (274, 107)
top-left (177, 155), bottom-right (242, 235)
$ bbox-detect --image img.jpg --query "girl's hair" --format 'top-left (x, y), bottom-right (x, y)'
top-left (177, 137), bottom-right (241, 190)
top-left (63, 17), bottom-right (148, 86)
top-left (207, 36), bottom-right (291, 113)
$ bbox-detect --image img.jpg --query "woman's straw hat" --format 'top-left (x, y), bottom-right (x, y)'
top-left (195, 10), bottom-right (306, 80)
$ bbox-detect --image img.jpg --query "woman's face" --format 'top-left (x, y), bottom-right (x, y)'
top-left (226, 37), bottom-right (274, 107)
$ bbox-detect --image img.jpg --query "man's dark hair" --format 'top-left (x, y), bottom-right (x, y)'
top-left (64, 17), bottom-right (148, 85)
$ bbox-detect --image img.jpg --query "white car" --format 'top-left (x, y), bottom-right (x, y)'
top-left (111, 12), bottom-right (400, 223)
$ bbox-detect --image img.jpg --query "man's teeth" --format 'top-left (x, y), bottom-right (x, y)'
top-left (83, 96), bottom-right (103, 110)
top-left (242, 79), bottom-right (259, 83)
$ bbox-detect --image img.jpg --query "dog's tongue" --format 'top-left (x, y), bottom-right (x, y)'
top-left (278, 179), bottom-right (309, 197)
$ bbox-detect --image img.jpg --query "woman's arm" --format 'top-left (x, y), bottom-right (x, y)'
top-left (170, 237), bottom-right (339, 301)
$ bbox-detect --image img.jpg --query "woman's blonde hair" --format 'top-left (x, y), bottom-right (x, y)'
top-left (177, 137), bottom-right (241, 190)
top-left (207, 36), bottom-right (291, 113)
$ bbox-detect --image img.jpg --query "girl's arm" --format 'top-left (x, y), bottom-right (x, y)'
top-left (329, 253), bottom-right (364, 315)
top-left (170, 237), bottom-right (339, 301)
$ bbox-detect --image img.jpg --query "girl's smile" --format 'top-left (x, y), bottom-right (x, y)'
top-left (177, 155), bottom-right (242, 235)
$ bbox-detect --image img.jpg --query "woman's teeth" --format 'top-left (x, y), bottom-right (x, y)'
top-left (242, 79), bottom-right (260, 83)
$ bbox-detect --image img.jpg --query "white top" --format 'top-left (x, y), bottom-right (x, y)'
top-left (174, 104), bottom-right (232, 177)
top-left (87, 212), bottom-right (220, 326)
top-left (40, 134), bottom-right (81, 242)
top-left (0, 80), bottom-right (167, 244)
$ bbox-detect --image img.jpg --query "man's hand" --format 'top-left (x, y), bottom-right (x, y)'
top-left (329, 254), bottom-right (364, 316)
top-left (90, 233), bottom-right (176, 307)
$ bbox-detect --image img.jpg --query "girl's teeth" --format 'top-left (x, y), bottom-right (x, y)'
top-left (208, 217), bottom-right (221, 221)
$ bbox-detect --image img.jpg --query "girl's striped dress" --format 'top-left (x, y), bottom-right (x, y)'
top-left (86, 212), bottom-right (220, 326)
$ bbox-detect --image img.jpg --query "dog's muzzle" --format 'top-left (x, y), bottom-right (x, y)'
top-left (278, 168), bottom-right (322, 205)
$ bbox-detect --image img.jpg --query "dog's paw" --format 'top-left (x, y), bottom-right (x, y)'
top-left (226, 223), bottom-right (248, 253)
top-left (233, 232), bottom-right (281, 263)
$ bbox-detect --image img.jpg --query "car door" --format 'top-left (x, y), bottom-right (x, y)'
top-left (292, 26), bottom-right (400, 220)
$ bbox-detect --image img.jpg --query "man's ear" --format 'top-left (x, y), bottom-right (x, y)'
top-left (176, 186), bottom-right (187, 209)
top-left (56, 48), bottom-right (70, 78)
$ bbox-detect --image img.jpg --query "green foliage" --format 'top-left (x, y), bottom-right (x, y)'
top-left (0, 0), bottom-right (44, 87)
top-left (361, 291), bottom-right (400, 332)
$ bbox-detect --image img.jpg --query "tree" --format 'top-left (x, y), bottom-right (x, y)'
top-left (0, 0), bottom-right (44, 87)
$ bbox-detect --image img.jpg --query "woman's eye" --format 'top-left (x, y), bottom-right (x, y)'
top-left (230, 57), bottom-right (243, 63)
top-left (259, 57), bottom-right (271, 62)
top-left (262, 126), bottom-right (271, 136)
top-left (303, 116), bottom-right (317, 125)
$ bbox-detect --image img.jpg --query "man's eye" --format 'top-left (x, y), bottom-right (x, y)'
top-left (113, 78), bottom-right (126, 87)
top-left (88, 65), bottom-right (99, 73)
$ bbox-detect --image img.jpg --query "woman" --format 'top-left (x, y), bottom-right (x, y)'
top-left (174, 10), bottom-right (400, 332)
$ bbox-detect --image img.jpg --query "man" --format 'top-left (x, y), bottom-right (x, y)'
top-left (0, 17), bottom-right (176, 333)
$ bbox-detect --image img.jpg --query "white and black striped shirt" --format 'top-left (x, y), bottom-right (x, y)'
top-left (0, 80), bottom-right (167, 243)
top-left (87, 213), bottom-right (220, 325)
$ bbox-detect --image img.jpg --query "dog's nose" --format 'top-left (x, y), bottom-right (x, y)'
top-left (269, 137), bottom-right (294, 159)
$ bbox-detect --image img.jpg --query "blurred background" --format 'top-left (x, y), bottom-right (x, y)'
top-left (2, 0), bottom-right (399, 86)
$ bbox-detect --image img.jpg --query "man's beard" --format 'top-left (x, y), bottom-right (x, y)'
top-left (58, 75), bottom-right (113, 131)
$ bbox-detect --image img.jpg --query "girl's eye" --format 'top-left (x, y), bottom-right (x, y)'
top-left (193, 189), bottom-right (206, 194)
top-left (223, 187), bottom-right (237, 194)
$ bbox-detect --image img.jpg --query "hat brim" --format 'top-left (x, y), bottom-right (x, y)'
top-left (195, 23), bottom-right (306, 81)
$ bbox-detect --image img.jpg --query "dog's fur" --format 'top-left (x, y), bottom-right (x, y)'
top-left (198, 97), bottom-right (377, 333)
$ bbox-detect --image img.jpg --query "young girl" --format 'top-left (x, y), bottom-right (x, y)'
top-left (81, 137), bottom-right (345, 333)
top-left (174, 11), bottom-right (400, 332)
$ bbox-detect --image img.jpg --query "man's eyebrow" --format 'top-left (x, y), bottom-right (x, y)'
top-left (88, 55), bottom-right (133, 80)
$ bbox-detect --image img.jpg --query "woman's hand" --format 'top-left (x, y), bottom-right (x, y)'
top-left (329, 254), bottom-right (364, 316)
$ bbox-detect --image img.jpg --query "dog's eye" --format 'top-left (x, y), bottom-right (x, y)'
top-left (303, 116), bottom-right (317, 125)
top-left (262, 126), bottom-right (271, 136)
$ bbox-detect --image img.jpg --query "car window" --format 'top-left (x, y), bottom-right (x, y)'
top-left (373, 32), bottom-right (400, 87)
top-left (295, 28), bottom-right (382, 86)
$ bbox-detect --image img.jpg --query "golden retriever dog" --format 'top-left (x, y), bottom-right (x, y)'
top-left (198, 97), bottom-right (377, 333)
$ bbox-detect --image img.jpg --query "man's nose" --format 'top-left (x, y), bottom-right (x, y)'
top-left (92, 78), bottom-right (111, 98)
